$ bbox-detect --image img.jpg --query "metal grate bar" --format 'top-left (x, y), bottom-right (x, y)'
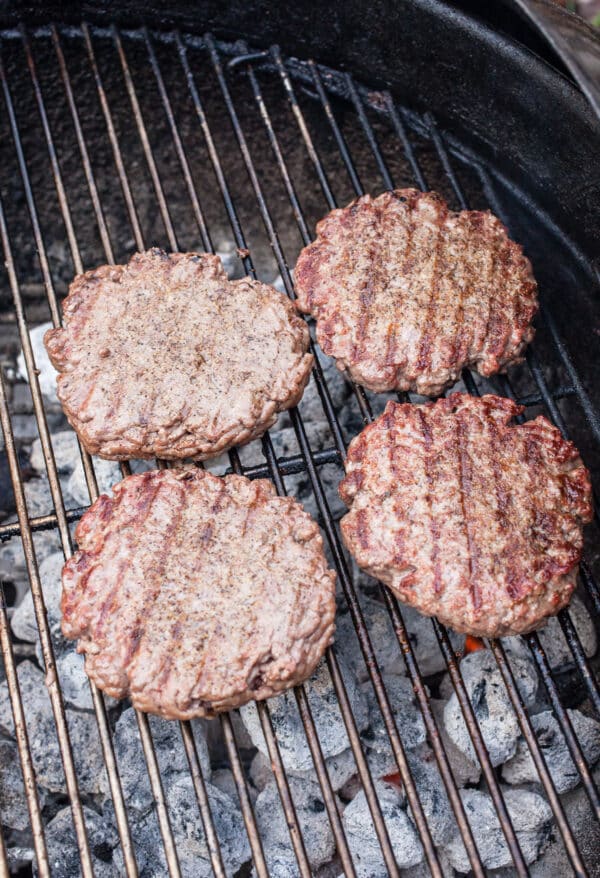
top-left (19, 30), bottom-right (142, 876)
top-left (426, 114), bottom-right (600, 442)
top-left (394, 104), bottom-right (598, 858)
top-left (1, 25), bottom-right (599, 878)
top-left (147, 32), bottom-right (378, 870)
top-left (22, 25), bottom-right (225, 878)
top-left (491, 638), bottom-right (590, 875)
top-left (394, 85), bottom-right (600, 741)
top-left (112, 28), bottom-right (322, 877)
top-left (432, 145), bottom-right (600, 711)
top-left (50, 25), bottom-right (115, 265)
top-left (421, 125), bottom-right (600, 824)
top-left (0, 583), bottom-right (49, 876)
top-left (206, 39), bottom-right (448, 876)
top-left (178, 722), bottom-right (227, 878)
top-left (0, 184), bottom-right (94, 874)
top-left (312, 59), bottom-right (599, 875)
top-left (81, 22), bottom-right (144, 252)
top-left (230, 44), bottom-right (489, 876)
top-left (0, 392), bottom-right (93, 870)
top-left (55, 26), bottom-right (262, 876)
top-left (112, 26), bottom-right (178, 252)
top-left (18, 27), bottom-right (178, 876)
top-left (273, 50), bottom-right (529, 874)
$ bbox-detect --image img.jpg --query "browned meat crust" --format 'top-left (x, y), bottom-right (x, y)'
top-left (61, 468), bottom-right (336, 719)
top-left (295, 189), bottom-right (538, 395)
top-left (45, 249), bottom-right (313, 460)
top-left (339, 393), bottom-right (592, 637)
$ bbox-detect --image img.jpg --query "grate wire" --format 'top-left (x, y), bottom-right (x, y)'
top-left (0, 23), bottom-right (598, 878)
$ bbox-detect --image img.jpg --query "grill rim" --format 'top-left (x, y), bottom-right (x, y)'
top-left (0, 21), bottom-right (598, 878)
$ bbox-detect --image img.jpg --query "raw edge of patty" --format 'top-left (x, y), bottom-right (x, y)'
top-left (338, 393), bottom-right (592, 637)
top-left (44, 249), bottom-right (314, 460)
top-left (295, 189), bottom-right (538, 395)
top-left (61, 468), bottom-right (337, 719)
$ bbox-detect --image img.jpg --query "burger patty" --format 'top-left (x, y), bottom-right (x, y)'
top-left (45, 249), bottom-right (313, 460)
top-left (295, 189), bottom-right (538, 395)
top-left (339, 393), bottom-right (592, 637)
top-left (61, 468), bottom-right (336, 719)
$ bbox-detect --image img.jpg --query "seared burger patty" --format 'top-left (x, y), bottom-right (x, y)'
top-left (61, 468), bottom-right (336, 718)
top-left (295, 189), bottom-right (538, 395)
top-left (45, 249), bottom-right (313, 460)
top-left (339, 394), bottom-right (592, 637)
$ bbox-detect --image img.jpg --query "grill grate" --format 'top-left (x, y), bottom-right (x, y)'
top-left (0, 23), bottom-right (598, 878)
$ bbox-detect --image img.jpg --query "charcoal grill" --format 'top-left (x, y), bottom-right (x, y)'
top-left (0, 1), bottom-right (599, 876)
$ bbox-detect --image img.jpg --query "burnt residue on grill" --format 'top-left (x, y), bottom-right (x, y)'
top-left (0, 22), bottom-right (599, 878)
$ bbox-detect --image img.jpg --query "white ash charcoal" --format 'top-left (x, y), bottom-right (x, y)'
top-left (11, 413), bottom-right (42, 443)
top-left (334, 599), bottom-right (405, 681)
top-left (444, 788), bottom-right (552, 873)
top-left (67, 455), bottom-right (121, 507)
top-left (240, 656), bottom-right (368, 772)
top-left (443, 649), bottom-right (538, 767)
top-left (23, 474), bottom-right (54, 517)
top-left (102, 706), bottom-right (210, 816)
top-left (342, 780), bottom-right (424, 875)
top-left (33, 806), bottom-right (117, 878)
top-left (30, 431), bottom-right (80, 476)
top-left (400, 849), bottom-right (456, 877)
top-left (165, 775), bottom-right (250, 877)
top-left (55, 648), bottom-right (95, 710)
top-left (251, 843), bottom-right (304, 878)
top-left (11, 551), bottom-right (64, 644)
top-left (360, 746), bottom-right (454, 848)
top-left (362, 674), bottom-right (427, 758)
top-left (297, 343), bottom-right (353, 425)
top-left (17, 322), bottom-right (58, 404)
top-left (250, 749), bottom-right (272, 792)
top-left (215, 242), bottom-right (239, 277)
top-left (319, 746), bottom-right (358, 792)
top-left (211, 767), bottom-right (254, 804)
top-left (405, 748), bottom-right (455, 847)
top-left (502, 708), bottom-right (600, 793)
top-left (401, 605), bottom-right (465, 677)
top-left (110, 808), bottom-right (167, 877)
top-left (237, 421), bottom-right (326, 468)
top-left (0, 739), bottom-right (46, 831)
top-left (505, 594), bottom-right (597, 670)
top-left (430, 698), bottom-right (481, 787)
top-left (255, 776), bottom-right (335, 871)
top-left (6, 847), bottom-right (35, 873)
top-left (0, 660), bottom-right (106, 796)
top-left (337, 574), bottom-right (464, 680)
top-left (522, 763), bottom-right (600, 878)
top-left (0, 532), bottom-right (59, 596)
top-left (268, 746), bottom-right (358, 795)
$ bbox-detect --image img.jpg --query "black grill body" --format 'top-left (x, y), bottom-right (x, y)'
top-left (0, 2), bottom-right (599, 877)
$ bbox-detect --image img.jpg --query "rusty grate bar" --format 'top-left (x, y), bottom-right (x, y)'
top-left (0, 24), bottom-right (598, 878)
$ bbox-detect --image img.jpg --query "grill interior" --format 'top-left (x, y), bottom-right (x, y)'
top-left (0, 23), bottom-right (599, 878)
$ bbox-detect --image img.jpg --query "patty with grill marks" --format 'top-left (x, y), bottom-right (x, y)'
top-left (294, 189), bottom-right (538, 395)
top-left (45, 249), bottom-right (313, 460)
top-left (339, 393), bottom-right (592, 637)
top-left (61, 468), bottom-right (336, 718)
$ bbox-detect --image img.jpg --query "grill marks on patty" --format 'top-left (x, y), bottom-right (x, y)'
top-left (61, 468), bottom-right (336, 719)
top-left (294, 189), bottom-right (538, 395)
top-left (339, 394), bottom-right (592, 637)
top-left (44, 249), bottom-right (313, 461)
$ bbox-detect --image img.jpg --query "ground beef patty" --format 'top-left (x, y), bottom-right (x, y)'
top-left (45, 249), bottom-right (313, 460)
top-left (295, 189), bottom-right (538, 395)
top-left (339, 393), bottom-right (592, 637)
top-left (61, 468), bottom-right (336, 718)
